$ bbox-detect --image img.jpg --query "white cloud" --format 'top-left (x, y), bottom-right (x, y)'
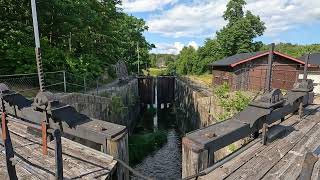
top-left (188, 41), bottom-right (199, 50)
top-left (246, 0), bottom-right (320, 36)
top-left (151, 41), bottom-right (198, 54)
top-left (147, 0), bottom-right (227, 38)
top-left (151, 42), bottom-right (184, 54)
top-left (147, 0), bottom-right (320, 38)
top-left (121, 0), bottom-right (178, 13)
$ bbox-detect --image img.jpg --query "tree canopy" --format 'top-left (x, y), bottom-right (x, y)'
top-left (261, 43), bottom-right (320, 58)
top-left (0, 0), bottom-right (151, 77)
top-left (223, 0), bottom-right (246, 24)
top-left (217, 10), bottom-right (265, 56)
top-left (170, 0), bottom-right (265, 75)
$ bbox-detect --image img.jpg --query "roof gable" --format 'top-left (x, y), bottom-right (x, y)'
top-left (210, 51), bottom-right (305, 67)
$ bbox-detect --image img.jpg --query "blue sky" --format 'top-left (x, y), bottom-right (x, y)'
top-left (121, 0), bottom-right (320, 54)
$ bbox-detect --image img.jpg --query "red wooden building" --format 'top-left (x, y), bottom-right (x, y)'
top-left (209, 51), bottom-right (306, 91)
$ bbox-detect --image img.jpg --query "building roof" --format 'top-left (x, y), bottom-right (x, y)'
top-left (210, 51), bottom-right (305, 67)
top-left (299, 53), bottom-right (320, 65)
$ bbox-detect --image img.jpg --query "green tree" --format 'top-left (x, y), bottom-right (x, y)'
top-left (261, 43), bottom-right (320, 58)
top-left (194, 39), bottom-right (223, 74)
top-left (217, 0), bottom-right (266, 56)
top-left (223, 0), bottom-right (246, 24)
top-left (0, 0), bottom-right (151, 77)
top-left (176, 46), bottom-right (198, 75)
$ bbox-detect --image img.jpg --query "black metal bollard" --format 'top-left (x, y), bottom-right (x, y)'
top-left (53, 129), bottom-right (63, 180)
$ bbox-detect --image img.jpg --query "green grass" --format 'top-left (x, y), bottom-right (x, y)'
top-left (143, 68), bottom-right (167, 77)
top-left (186, 74), bottom-right (212, 87)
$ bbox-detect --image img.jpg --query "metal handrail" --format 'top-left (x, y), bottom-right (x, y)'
top-left (0, 71), bottom-right (64, 77)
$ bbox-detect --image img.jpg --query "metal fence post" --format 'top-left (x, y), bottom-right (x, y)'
top-left (84, 76), bottom-right (87, 93)
top-left (96, 78), bottom-right (99, 95)
top-left (63, 71), bottom-right (67, 93)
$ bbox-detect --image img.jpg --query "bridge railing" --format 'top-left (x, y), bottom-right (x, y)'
top-left (0, 71), bottom-right (112, 98)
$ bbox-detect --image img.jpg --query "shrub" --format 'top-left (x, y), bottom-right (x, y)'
top-left (214, 83), bottom-right (250, 121)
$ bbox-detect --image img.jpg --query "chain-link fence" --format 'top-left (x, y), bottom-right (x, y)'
top-left (232, 67), bottom-right (320, 92)
top-left (0, 71), bottom-right (114, 98)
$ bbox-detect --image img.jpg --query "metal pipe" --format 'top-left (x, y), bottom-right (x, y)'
top-left (31, 0), bottom-right (45, 91)
top-left (35, 48), bottom-right (45, 92)
top-left (266, 43), bottom-right (275, 92)
top-left (84, 76), bottom-right (87, 93)
top-left (303, 53), bottom-right (310, 80)
top-left (31, 0), bottom-right (40, 48)
top-left (63, 71), bottom-right (67, 93)
top-left (0, 71), bottom-right (63, 78)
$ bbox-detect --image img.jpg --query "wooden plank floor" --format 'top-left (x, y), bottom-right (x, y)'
top-left (200, 104), bottom-right (320, 180)
top-left (0, 121), bottom-right (117, 180)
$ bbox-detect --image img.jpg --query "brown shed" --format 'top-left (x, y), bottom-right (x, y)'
top-left (209, 51), bottom-right (306, 91)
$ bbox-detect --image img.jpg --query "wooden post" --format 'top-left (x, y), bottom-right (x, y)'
top-left (266, 43), bottom-right (275, 92)
top-left (106, 131), bottom-right (129, 180)
top-left (303, 54), bottom-right (310, 80)
top-left (182, 137), bottom-right (208, 179)
top-left (41, 121), bottom-right (48, 155)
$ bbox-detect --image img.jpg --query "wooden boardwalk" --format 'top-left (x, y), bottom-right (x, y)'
top-left (0, 121), bottom-right (117, 179)
top-left (200, 104), bottom-right (320, 180)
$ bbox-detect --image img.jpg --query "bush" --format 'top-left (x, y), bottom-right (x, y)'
top-left (214, 83), bottom-right (250, 121)
top-left (111, 96), bottom-right (125, 114)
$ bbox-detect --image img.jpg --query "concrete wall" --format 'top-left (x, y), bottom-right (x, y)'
top-left (58, 78), bottom-right (140, 133)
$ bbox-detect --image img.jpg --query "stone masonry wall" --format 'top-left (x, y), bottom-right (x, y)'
top-left (58, 78), bottom-right (140, 133)
top-left (176, 77), bottom-right (245, 160)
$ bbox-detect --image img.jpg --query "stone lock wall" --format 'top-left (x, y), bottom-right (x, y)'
top-left (176, 77), bottom-right (246, 162)
top-left (58, 78), bottom-right (140, 133)
top-left (175, 77), bottom-right (223, 133)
